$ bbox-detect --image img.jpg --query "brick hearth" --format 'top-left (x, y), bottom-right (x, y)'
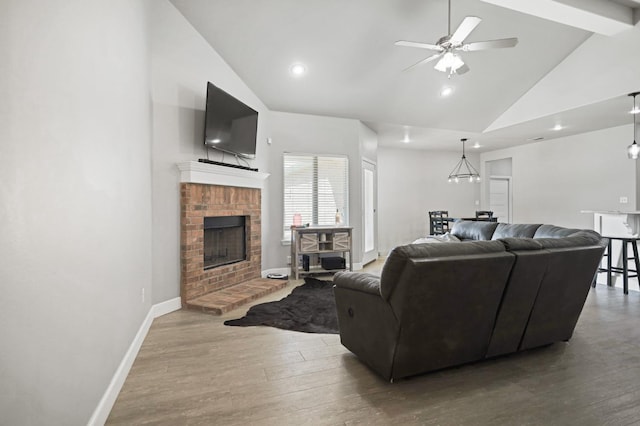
top-left (179, 166), bottom-right (283, 314)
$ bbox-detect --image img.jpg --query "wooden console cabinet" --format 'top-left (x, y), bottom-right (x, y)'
top-left (290, 226), bottom-right (353, 280)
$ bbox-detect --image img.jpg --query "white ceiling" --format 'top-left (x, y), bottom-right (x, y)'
top-left (169, 0), bottom-right (640, 152)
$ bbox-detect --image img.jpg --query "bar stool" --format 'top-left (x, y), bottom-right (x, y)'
top-left (593, 236), bottom-right (640, 294)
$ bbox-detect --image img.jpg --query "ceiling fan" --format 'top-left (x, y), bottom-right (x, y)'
top-left (395, 0), bottom-right (518, 77)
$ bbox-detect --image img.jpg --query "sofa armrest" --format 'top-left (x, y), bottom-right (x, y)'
top-left (333, 272), bottom-right (381, 296)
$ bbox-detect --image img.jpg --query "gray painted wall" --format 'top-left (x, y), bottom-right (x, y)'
top-left (480, 124), bottom-right (636, 228)
top-left (265, 112), bottom-right (365, 269)
top-left (0, 1), bottom-right (152, 424)
top-left (149, 1), bottom-right (270, 304)
top-left (377, 147), bottom-right (481, 253)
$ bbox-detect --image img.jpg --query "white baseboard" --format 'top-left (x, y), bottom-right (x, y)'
top-left (151, 296), bottom-right (182, 318)
top-left (88, 297), bottom-right (181, 426)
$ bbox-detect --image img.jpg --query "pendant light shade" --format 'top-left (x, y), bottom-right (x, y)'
top-left (628, 92), bottom-right (640, 160)
top-left (448, 138), bottom-right (480, 183)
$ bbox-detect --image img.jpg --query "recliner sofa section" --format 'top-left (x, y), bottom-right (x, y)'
top-left (333, 221), bottom-right (607, 381)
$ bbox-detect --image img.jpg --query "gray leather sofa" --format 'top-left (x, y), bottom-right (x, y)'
top-left (333, 221), bottom-right (607, 381)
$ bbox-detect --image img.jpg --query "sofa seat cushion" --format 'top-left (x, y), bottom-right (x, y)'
top-left (451, 220), bottom-right (499, 241)
top-left (491, 223), bottom-right (541, 240)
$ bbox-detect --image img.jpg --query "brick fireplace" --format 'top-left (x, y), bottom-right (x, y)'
top-left (180, 183), bottom-right (261, 302)
top-left (178, 161), bottom-right (286, 314)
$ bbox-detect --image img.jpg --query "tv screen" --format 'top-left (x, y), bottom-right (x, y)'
top-left (204, 82), bottom-right (258, 159)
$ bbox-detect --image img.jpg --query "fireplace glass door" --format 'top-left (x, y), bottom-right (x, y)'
top-left (203, 216), bottom-right (246, 270)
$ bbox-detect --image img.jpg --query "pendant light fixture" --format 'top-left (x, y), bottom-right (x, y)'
top-left (628, 92), bottom-right (640, 160)
top-left (448, 138), bottom-right (481, 183)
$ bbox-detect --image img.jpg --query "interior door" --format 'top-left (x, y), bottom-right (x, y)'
top-left (489, 177), bottom-right (511, 223)
top-left (362, 161), bottom-right (377, 265)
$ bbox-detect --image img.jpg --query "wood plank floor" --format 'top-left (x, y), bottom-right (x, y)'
top-left (107, 265), bottom-right (640, 425)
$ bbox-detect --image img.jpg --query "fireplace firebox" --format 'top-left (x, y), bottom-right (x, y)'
top-left (203, 216), bottom-right (246, 270)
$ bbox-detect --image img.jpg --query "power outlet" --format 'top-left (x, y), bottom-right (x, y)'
top-left (620, 196), bottom-right (629, 204)
top-left (286, 255), bottom-right (291, 265)
top-left (141, 287), bottom-right (145, 303)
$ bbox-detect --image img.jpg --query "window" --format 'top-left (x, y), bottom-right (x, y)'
top-left (283, 154), bottom-right (349, 240)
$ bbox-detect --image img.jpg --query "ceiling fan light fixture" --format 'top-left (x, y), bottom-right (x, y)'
top-left (628, 141), bottom-right (639, 160)
top-left (435, 52), bottom-right (464, 74)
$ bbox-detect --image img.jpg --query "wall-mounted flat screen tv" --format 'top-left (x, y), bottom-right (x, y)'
top-left (204, 81), bottom-right (258, 159)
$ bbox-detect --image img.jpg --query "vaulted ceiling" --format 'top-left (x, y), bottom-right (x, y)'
top-left (170, 0), bottom-right (640, 151)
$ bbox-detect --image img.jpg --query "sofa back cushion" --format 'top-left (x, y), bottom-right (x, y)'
top-left (533, 224), bottom-right (581, 238)
top-left (450, 220), bottom-right (499, 241)
top-left (534, 230), bottom-right (603, 249)
top-left (380, 240), bottom-right (506, 300)
top-left (491, 223), bottom-right (541, 239)
top-left (520, 242), bottom-right (606, 350)
top-left (496, 237), bottom-right (543, 251)
top-left (387, 250), bottom-right (515, 377)
top-left (485, 248), bottom-right (549, 358)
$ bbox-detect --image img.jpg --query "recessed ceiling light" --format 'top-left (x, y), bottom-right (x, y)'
top-left (630, 107), bottom-right (640, 114)
top-left (401, 127), bottom-right (411, 143)
top-left (290, 63), bottom-right (307, 76)
top-left (473, 142), bottom-right (481, 149)
top-left (440, 86), bottom-right (453, 97)
top-left (552, 124), bottom-right (563, 131)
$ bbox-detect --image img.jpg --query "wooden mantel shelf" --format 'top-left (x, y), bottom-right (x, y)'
top-left (177, 160), bottom-right (269, 189)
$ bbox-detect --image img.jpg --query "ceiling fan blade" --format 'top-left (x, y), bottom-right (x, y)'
top-left (395, 40), bottom-right (443, 51)
top-left (403, 52), bottom-right (444, 72)
top-left (460, 37), bottom-right (519, 52)
top-left (456, 63), bottom-right (470, 75)
top-left (450, 16), bottom-right (482, 45)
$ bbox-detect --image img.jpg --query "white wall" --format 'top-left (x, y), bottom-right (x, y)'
top-left (487, 157), bottom-right (513, 177)
top-left (0, 1), bottom-right (152, 424)
top-left (359, 122), bottom-right (378, 164)
top-left (149, 1), bottom-right (270, 303)
top-left (377, 147), bottom-right (481, 253)
top-left (266, 112), bottom-right (365, 268)
top-left (480, 124), bottom-right (636, 228)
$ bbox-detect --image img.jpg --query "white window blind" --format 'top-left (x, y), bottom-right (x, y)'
top-left (283, 154), bottom-right (349, 239)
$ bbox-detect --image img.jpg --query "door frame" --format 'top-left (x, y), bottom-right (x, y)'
top-left (362, 159), bottom-right (378, 265)
top-left (489, 176), bottom-right (513, 223)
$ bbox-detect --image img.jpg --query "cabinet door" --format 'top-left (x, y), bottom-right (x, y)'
top-left (300, 233), bottom-right (319, 252)
top-left (333, 232), bottom-right (350, 251)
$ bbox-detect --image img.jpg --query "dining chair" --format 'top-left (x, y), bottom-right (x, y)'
top-left (475, 210), bottom-right (494, 221)
top-left (429, 211), bottom-right (450, 235)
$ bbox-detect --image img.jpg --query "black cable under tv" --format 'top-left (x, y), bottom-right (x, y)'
top-left (198, 158), bottom-right (258, 172)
